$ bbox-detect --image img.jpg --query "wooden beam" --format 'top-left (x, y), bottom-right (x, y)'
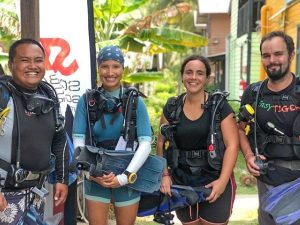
top-left (20, 0), bottom-right (40, 40)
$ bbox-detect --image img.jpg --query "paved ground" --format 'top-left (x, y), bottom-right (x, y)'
top-left (77, 194), bottom-right (259, 224)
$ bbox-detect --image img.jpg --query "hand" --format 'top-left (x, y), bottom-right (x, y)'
top-left (90, 172), bottom-right (115, 187)
top-left (160, 176), bottom-right (172, 196)
top-left (109, 176), bottom-right (122, 188)
top-left (246, 154), bottom-right (266, 176)
top-left (0, 192), bottom-right (7, 212)
top-left (54, 183), bottom-right (68, 207)
top-left (205, 178), bottom-right (227, 203)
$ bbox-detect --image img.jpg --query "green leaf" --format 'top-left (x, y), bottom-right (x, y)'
top-left (121, 0), bottom-right (149, 13)
top-left (0, 53), bottom-right (8, 61)
top-left (136, 27), bottom-right (208, 48)
top-left (148, 41), bottom-right (188, 53)
top-left (123, 71), bottom-right (164, 83)
top-left (119, 36), bottom-right (145, 52)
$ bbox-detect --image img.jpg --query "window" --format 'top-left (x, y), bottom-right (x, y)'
top-left (237, 0), bottom-right (265, 37)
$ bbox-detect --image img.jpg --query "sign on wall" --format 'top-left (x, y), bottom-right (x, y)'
top-left (40, 0), bottom-right (96, 114)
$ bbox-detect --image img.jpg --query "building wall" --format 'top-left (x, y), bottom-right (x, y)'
top-left (227, 0), bottom-right (239, 99)
top-left (250, 33), bottom-right (261, 84)
top-left (207, 14), bottom-right (231, 56)
top-left (262, 0), bottom-right (300, 76)
top-left (227, 0), bottom-right (262, 100)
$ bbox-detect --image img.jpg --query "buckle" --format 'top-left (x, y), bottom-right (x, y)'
top-left (14, 169), bottom-right (29, 183)
top-left (191, 151), bottom-right (201, 158)
top-left (276, 136), bottom-right (285, 144)
top-left (14, 169), bottom-right (41, 183)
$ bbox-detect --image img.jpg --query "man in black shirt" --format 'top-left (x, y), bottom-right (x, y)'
top-left (239, 31), bottom-right (300, 225)
top-left (0, 38), bottom-right (68, 224)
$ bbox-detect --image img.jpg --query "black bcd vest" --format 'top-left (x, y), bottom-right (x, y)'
top-left (84, 86), bottom-right (140, 150)
top-left (162, 90), bottom-right (229, 171)
top-left (246, 76), bottom-right (300, 159)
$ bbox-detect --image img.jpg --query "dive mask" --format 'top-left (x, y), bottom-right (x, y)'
top-left (26, 94), bottom-right (55, 115)
top-left (92, 89), bottom-right (121, 113)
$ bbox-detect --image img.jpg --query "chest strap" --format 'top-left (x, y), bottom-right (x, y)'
top-left (273, 159), bottom-right (300, 170)
top-left (264, 135), bottom-right (300, 145)
top-left (179, 150), bottom-right (208, 159)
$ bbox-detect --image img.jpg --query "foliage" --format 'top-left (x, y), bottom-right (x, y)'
top-left (123, 71), bottom-right (164, 83)
top-left (0, 0), bottom-right (19, 46)
top-left (93, 0), bottom-right (208, 85)
top-left (144, 68), bottom-right (177, 145)
top-left (234, 152), bottom-right (258, 195)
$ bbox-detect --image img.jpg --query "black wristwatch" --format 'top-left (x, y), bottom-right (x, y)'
top-left (124, 170), bottom-right (137, 184)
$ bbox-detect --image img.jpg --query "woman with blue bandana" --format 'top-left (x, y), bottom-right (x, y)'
top-left (72, 46), bottom-right (152, 225)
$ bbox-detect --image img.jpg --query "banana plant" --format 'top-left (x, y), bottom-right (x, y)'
top-left (93, 0), bottom-right (208, 83)
top-left (0, 0), bottom-right (19, 74)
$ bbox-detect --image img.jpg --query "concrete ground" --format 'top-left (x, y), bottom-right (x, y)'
top-left (77, 194), bottom-right (259, 224)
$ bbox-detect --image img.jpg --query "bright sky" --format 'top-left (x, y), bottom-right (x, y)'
top-left (198, 0), bottom-right (231, 14)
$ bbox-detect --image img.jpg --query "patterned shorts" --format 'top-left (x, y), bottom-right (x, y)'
top-left (0, 189), bottom-right (44, 225)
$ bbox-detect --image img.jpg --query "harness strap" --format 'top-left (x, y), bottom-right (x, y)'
top-left (0, 157), bottom-right (54, 187)
top-left (180, 150), bottom-right (208, 159)
top-left (264, 135), bottom-right (300, 145)
top-left (273, 159), bottom-right (300, 170)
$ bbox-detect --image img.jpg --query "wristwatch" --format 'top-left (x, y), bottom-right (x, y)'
top-left (124, 170), bottom-right (137, 184)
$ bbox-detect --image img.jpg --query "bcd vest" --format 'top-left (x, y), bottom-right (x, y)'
top-left (246, 76), bottom-right (300, 159)
top-left (0, 76), bottom-right (60, 189)
top-left (162, 90), bottom-right (229, 172)
top-left (84, 86), bottom-right (140, 150)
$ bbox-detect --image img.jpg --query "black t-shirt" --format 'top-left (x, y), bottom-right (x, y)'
top-left (163, 94), bottom-right (233, 185)
top-left (241, 76), bottom-right (299, 158)
top-left (174, 101), bottom-right (233, 151)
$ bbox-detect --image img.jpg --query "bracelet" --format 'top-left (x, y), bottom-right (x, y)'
top-left (244, 153), bottom-right (254, 161)
top-left (162, 172), bottom-right (170, 177)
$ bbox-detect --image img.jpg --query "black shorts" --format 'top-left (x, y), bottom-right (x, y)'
top-left (175, 176), bottom-right (236, 224)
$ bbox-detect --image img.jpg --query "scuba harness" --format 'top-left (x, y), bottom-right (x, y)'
top-left (161, 90), bottom-right (229, 172)
top-left (72, 86), bottom-right (167, 193)
top-left (0, 76), bottom-right (62, 191)
top-left (238, 76), bottom-right (300, 186)
top-left (242, 77), bottom-right (300, 160)
top-left (85, 86), bottom-right (140, 150)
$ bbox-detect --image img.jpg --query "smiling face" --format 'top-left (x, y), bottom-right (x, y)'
top-left (8, 43), bottom-right (45, 90)
top-left (261, 36), bottom-right (295, 81)
top-left (182, 59), bottom-right (208, 94)
top-left (98, 60), bottom-right (123, 91)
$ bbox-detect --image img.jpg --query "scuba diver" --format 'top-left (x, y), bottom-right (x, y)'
top-left (72, 46), bottom-right (154, 225)
top-left (0, 38), bottom-right (68, 224)
top-left (238, 31), bottom-right (300, 225)
top-left (156, 55), bottom-right (239, 225)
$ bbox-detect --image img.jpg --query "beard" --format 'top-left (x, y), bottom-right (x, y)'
top-left (266, 64), bottom-right (289, 81)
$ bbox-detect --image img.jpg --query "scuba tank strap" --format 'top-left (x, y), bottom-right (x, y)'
top-left (0, 81), bottom-right (10, 136)
top-left (206, 90), bottom-right (229, 171)
top-left (121, 87), bottom-right (139, 150)
top-left (294, 76), bottom-right (300, 105)
top-left (0, 80), bottom-right (10, 113)
top-left (39, 81), bottom-right (64, 132)
top-left (84, 88), bottom-right (104, 146)
top-left (164, 93), bottom-right (185, 123)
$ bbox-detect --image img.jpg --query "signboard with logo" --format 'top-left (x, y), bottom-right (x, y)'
top-left (39, 1), bottom-right (96, 224)
top-left (40, 0), bottom-right (96, 115)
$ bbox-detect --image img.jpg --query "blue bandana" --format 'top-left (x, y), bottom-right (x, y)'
top-left (97, 46), bottom-right (124, 67)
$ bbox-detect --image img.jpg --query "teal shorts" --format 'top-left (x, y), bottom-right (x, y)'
top-left (84, 179), bottom-right (141, 207)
